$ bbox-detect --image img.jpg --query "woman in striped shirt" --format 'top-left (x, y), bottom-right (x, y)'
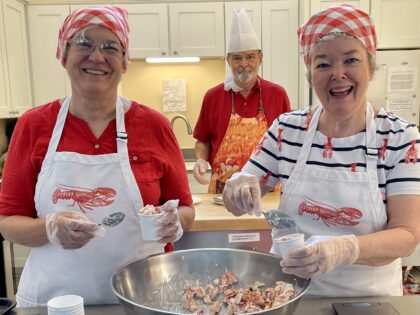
top-left (223, 4), bottom-right (420, 297)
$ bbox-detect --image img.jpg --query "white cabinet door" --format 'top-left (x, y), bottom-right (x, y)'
top-left (169, 2), bottom-right (225, 57)
top-left (310, 0), bottom-right (370, 14)
top-left (28, 5), bottom-right (71, 106)
top-left (1, 0), bottom-right (32, 117)
top-left (0, 2), bottom-right (11, 117)
top-left (262, 0), bottom-right (299, 109)
top-left (118, 4), bottom-right (169, 58)
top-left (371, 0), bottom-right (420, 48)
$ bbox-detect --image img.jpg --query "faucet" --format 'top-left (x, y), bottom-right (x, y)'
top-left (170, 115), bottom-right (192, 135)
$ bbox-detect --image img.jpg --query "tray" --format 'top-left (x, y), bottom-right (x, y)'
top-left (0, 298), bottom-right (16, 314)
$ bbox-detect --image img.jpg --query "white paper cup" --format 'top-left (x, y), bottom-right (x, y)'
top-left (48, 295), bottom-right (84, 315)
top-left (273, 233), bottom-right (304, 258)
top-left (138, 213), bottom-right (164, 241)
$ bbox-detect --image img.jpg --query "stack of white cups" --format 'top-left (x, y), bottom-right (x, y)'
top-left (47, 295), bottom-right (84, 315)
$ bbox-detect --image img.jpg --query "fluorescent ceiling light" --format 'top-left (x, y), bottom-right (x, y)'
top-left (145, 57), bottom-right (200, 63)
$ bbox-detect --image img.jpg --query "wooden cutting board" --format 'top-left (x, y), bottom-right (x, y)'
top-left (190, 192), bottom-right (280, 231)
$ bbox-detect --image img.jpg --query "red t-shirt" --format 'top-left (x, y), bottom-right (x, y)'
top-left (193, 77), bottom-right (291, 165)
top-left (0, 100), bottom-right (192, 218)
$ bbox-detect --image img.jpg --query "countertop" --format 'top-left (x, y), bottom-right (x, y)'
top-left (190, 192), bottom-right (280, 232)
top-left (9, 296), bottom-right (420, 314)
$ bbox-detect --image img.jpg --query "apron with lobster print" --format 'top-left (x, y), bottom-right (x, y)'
top-left (16, 96), bottom-right (164, 307)
top-left (209, 90), bottom-right (268, 193)
top-left (273, 104), bottom-right (402, 297)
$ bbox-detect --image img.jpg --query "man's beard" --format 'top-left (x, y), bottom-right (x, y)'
top-left (234, 68), bottom-right (257, 85)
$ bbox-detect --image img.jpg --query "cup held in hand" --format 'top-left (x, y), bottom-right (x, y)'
top-left (138, 213), bottom-right (164, 241)
top-left (273, 233), bottom-right (304, 258)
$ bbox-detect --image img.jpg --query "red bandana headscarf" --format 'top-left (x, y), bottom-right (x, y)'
top-left (56, 5), bottom-right (130, 67)
top-left (297, 4), bottom-right (377, 65)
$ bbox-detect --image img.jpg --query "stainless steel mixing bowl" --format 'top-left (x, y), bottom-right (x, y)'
top-left (111, 248), bottom-right (310, 315)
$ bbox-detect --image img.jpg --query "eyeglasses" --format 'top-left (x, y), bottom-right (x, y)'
top-left (69, 37), bottom-right (125, 57)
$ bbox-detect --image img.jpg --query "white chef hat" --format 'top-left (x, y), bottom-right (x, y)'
top-left (228, 8), bottom-right (260, 53)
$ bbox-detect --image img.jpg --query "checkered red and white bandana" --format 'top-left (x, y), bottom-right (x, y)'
top-left (297, 4), bottom-right (377, 64)
top-left (56, 5), bottom-right (130, 66)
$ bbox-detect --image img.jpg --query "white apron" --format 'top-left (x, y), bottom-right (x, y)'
top-left (273, 104), bottom-right (402, 297)
top-left (16, 96), bottom-right (164, 307)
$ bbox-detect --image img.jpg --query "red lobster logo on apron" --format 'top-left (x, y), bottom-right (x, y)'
top-left (52, 184), bottom-right (116, 213)
top-left (298, 197), bottom-right (362, 227)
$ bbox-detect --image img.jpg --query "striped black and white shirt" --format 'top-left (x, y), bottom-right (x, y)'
top-left (244, 106), bottom-right (420, 204)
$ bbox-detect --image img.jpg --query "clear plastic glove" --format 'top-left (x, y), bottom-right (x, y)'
top-left (222, 172), bottom-right (262, 217)
top-left (280, 235), bottom-right (359, 278)
top-left (46, 211), bottom-right (105, 250)
top-left (193, 159), bottom-right (210, 185)
top-left (155, 199), bottom-right (183, 243)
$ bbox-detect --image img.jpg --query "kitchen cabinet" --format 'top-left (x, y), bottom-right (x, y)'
top-left (0, 3), bottom-right (10, 118)
top-left (118, 3), bottom-right (168, 59)
top-left (27, 5), bottom-right (71, 106)
top-left (261, 1), bottom-right (299, 109)
top-left (308, 0), bottom-right (420, 49)
top-left (371, 0), bottom-right (420, 48)
top-left (0, 0), bottom-right (32, 118)
top-left (309, 0), bottom-right (370, 14)
top-left (119, 2), bottom-right (225, 58)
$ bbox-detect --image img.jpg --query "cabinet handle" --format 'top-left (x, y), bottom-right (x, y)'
top-left (161, 51), bottom-right (166, 56)
top-left (173, 51), bottom-right (178, 55)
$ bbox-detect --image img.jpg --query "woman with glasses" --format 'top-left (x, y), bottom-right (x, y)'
top-left (223, 4), bottom-right (419, 297)
top-left (0, 6), bottom-right (194, 306)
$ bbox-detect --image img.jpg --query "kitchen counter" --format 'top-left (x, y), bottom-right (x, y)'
top-left (190, 192), bottom-right (279, 231)
top-left (9, 296), bottom-right (420, 314)
top-left (175, 192), bottom-right (279, 252)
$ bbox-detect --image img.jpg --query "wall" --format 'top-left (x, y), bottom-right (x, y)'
top-left (122, 58), bottom-right (226, 148)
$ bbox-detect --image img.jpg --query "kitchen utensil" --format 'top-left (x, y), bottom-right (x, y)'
top-left (192, 196), bottom-right (202, 204)
top-left (212, 195), bottom-right (224, 205)
top-left (111, 248), bottom-right (310, 315)
top-left (262, 209), bottom-right (298, 231)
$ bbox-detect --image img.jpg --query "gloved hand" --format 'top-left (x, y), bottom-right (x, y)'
top-left (193, 159), bottom-right (210, 184)
top-left (46, 211), bottom-right (105, 250)
top-left (280, 235), bottom-right (359, 278)
top-left (222, 172), bottom-right (262, 217)
top-left (155, 199), bottom-right (183, 243)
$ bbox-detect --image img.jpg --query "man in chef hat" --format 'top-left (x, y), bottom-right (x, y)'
top-left (193, 8), bottom-right (291, 193)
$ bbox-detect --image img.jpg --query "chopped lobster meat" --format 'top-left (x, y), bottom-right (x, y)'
top-left (181, 271), bottom-right (295, 314)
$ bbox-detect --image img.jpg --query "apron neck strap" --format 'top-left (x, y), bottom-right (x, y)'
top-left (292, 103), bottom-right (378, 179)
top-left (231, 78), bottom-right (263, 114)
top-left (45, 95), bottom-right (127, 160)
